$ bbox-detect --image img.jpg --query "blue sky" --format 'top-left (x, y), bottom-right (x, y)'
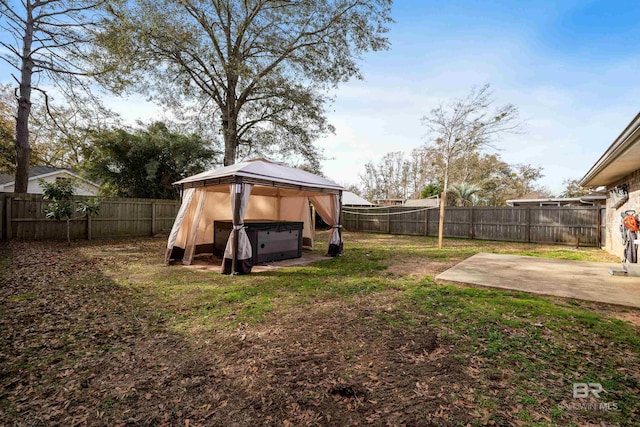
top-left (2, 0), bottom-right (640, 194)
top-left (320, 0), bottom-right (640, 193)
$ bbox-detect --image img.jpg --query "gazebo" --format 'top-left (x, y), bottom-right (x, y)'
top-left (165, 159), bottom-right (344, 274)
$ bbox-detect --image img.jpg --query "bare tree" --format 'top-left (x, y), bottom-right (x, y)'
top-left (0, 0), bottom-right (104, 192)
top-left (97, 0), bottom-right (392, 167)
top-left (359, 149), bottom-right (437, 202)
top-left (30, 91), bottom-right (120, 169)
top-left (560, 178), bottom-right (591, 198)
top-left (421, 84), bottom-right (522, 248)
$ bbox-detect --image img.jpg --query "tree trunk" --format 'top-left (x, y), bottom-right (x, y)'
top-left (221, 105), bottom-right (238, 166)
top-left (223, 128), bottom-right (237, 166)
top-left (222, 73), bottom-right (239, 166)
top-left (438, 159), bottom-right (450, 249)
top-left (437, 190), bottom-right (446, 249)
top-left (14, 3), bottom-right (35, 193)
top-left (222, 114), bottom-right (239, 165)
top-left (15, 145), bottom-right (30, 192)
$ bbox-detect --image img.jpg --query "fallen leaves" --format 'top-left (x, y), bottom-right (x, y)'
top-left (1, 238), bottom-right (638, 426)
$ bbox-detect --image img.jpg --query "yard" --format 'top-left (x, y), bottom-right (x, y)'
top-left (0, 232), bottom-right (638, 426)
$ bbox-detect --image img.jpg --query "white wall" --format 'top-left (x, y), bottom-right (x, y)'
top-left (605, 169), bottom-right (640, 259)
top-left (0, 171), bottom-right (100, 196)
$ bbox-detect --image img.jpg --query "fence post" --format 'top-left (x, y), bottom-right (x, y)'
top-left (6, 196), bottom-right (11, 240)
top-left (596, 207), bottom-right (602, 248)
top-left (469, 207), bottom-right (474, 239)
top-left (0, 197), bottom-right (3, 240)
top-left (151, 202), bottom-right (157, 235)
top-left (386, 208), bottom-right (391, 234)
top-left (424, 208), bottom-right (428, 236)
top-left (86, 215), bottom-right (92, 240)
top-left (526, 207), bottom-right (531, 243)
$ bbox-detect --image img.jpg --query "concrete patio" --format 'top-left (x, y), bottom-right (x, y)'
top-left (436, 253), bottom-right (640, 308)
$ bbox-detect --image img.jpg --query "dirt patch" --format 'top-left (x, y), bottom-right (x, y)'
top-left (386, 325), bottom-right (439, 355)
top-left (385, 257), bottom-right (460, 277)
top-left (184, 251), bottom-right (331, 273)
top-left (207, 297), bottom-right (475, 426)
top-left (330, 384), bottom-right (367, 399)
top-left (601, 308), bottom-right (640, 327)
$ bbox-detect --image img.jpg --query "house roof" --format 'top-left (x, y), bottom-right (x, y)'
top-left (342, 191), bottom-right (373, 206)
top-left (404, 197), bottom-right (439, 207)
top-left (506, 193), bottom-right (606, 206)
top-left (0, 172), bottom-right (12, 185)
top-left (0, 166), bottom-right (100, 189)
top-left (0, 166), bottom-right (66, 185)
top-left (580, 112), bottom-right (640, 187)
top-left (174, 158), bottom-right (343, 193)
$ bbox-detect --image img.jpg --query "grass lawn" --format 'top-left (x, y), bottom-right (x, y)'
top-left (0, 231), bottom-right (638, 426)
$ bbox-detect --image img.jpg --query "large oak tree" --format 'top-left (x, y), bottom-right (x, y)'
top-left (97, 0), bottom-right (392, 167)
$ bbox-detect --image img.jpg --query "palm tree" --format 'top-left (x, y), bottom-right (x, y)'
top-left (449, 182), bottom-right (483, 206)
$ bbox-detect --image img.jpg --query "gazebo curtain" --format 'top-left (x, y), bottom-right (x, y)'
top-left (310, 193), bottom-right (343, 256)
top-left (222, 183), bottom-right (253, 274)
top-left (165, 187), bottom-right (195, 264)
top-left (183, 189), bottom-right (208, 264)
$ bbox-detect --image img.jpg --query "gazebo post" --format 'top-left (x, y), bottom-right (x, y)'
top-left (338, 190), bottom-right (343, 252)
top-left (231, 178), bottom-right (242, 275)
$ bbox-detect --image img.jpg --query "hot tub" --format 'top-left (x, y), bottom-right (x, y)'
top-left (213, 220), bottom-right (304, 264)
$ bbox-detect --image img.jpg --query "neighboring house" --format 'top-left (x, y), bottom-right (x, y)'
top-left (580, 112), bottom-right (640, 256)
top-left (373, 198), bottom-right (405, 206)
top-left (404, 196), bottom-right (440, 208)
top-left (342, 191), bottom-right (374, 207)
top-left (506, 192), bottom-right (606, 207)
top-left (0, 166), bottom-right (101, 196)
top-left (371, 197), bottom-right (440, 208)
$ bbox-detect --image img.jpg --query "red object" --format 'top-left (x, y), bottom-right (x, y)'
top-left (623, 214), bottom-right (639, 232)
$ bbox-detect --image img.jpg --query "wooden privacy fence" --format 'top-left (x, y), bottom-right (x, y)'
top-left (0, 193), bottom-right (180, 241)
top-left (342, 206), bottom-right (604, 247)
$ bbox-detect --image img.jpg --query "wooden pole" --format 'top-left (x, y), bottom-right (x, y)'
top-left (438, 191), bottom-right (445, 249)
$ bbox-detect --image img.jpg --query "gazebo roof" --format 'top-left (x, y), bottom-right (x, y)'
top-left (174, 158), bottom-right (343, 194)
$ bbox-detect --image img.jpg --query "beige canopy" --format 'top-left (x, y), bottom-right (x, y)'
top-left (165, 159), bottom-right (344, 273)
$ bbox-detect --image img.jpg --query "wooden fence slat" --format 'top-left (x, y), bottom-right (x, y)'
top-left (342, 206), bottom-right (602, 247)
top-left (1, 192), bottom-right (180, 241)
